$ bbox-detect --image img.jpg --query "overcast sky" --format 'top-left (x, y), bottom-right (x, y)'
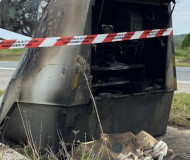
top-left (173, 0), bottom-right (190, 35)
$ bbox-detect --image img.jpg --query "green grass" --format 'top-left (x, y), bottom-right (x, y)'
top-left (0, 49), bottom-right (25, 61)
top-left (175, 49), bottom-right (190, 57)
top-left (169, 93), bottom-right (190, 129)
top-left (0, 90), bottom-right (4, 96)
top-left (175, 47), bottom-right (190, 67)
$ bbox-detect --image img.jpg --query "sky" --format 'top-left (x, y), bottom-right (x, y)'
top-left (173, 0), bottom-right (190, 35)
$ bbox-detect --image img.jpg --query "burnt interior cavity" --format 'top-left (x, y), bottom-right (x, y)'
top-left (91, 0), bottom-right (169, 96)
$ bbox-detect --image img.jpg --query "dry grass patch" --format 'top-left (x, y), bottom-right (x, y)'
top-left (169, 93), bottom-right (190, 128)
top-left (175, 56), bottom-right (190, 67)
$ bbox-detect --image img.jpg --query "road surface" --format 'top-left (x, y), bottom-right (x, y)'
top-left (177, 67), bottom-right (190, 82)
top-left (176, 67), bottom-right (190, 93)
top-left (158, 126), bottom-right (190, 160)
top-left (0, 62), bottom-right (17, 90)
top-left (0, 62), bottom-right (190, 92)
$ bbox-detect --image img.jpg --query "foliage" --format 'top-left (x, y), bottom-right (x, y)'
top-left (174, 34), bottom-right (187, 45)
top-left (174, 34), bottom-right (190, 66)
top-left (181, 33), bottom-right (190, 49)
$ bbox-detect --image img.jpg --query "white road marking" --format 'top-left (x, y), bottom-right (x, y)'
top-left (178, 81), bottom-right (190, 85)
top-left (0, 67), bottom-right (16, 71)
top-left (0, 28), bottom-right (31, 40)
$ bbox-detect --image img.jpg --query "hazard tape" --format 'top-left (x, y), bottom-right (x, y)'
top-left (0, 28), bottom-right (173, 49)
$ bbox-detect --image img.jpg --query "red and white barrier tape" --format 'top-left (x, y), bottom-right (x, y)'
top-left (0, 28), bottom-right (173, 49)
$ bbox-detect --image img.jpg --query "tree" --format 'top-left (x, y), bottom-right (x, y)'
top-left (181, 33), bottom-right (190, 49)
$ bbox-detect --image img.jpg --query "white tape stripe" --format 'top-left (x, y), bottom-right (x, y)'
top-left (147, 29), bottom-right (160, 38)
top-left (67, 36), bottom-right (87, 45)
top-left (163, 28), bottom-right (173, 36)
top-left (9, 38), bottom-right (32, 49)
top-left (130, 31), bottom-right (144, 40)
top-left (40, 37), bottom-right (60, 47)
top-left (112, 32), bottom-right (127, 42)
top-left (92, 34), bottom-right (108, 44)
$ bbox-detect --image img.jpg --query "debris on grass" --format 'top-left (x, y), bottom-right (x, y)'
top-left (73, 131), bottom-right (175, 160)
top-left (0, 143), bottom-right (28, 160)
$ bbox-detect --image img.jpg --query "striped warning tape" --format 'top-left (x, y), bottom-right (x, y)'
top-left (0, 28), bottom-right (173, 49)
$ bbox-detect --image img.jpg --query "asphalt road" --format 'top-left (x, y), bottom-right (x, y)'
top-left (0, 62), bottom-right (190, 91)
top-left (176, 67), bottom-right (190, 82)
top-left (0, 61), bottom-right (18, 69)
top-left (176, 67), bottom-right (190, 93)
top-left (0, 62), bottom-right (17, 90)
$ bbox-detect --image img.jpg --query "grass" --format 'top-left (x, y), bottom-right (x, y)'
top-left (175, 47), bottom-right (190, 67)
top-left (0, 49), bottom-right (25, 61)
top-left (169, 93), bottom-right (190, 129)
top-left (175, 48), bottom-right (190, 57)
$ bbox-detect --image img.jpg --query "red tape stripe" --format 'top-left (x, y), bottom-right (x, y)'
top-left (25, 38), bottom-right (46, 48)
top-left (0, 40), bottom-right (17, 49)
top-left (140, 30), bottom-right (152, 39)
top-left (123, 32), bottom-right (135, 41)
top-left (54, 36), bottom-right (74, 46)
top-left (82, 35), bottom-right (97, 45)
top-left (155, 29), bottom-right (167, 37)
top-left (103, 33), bottom-right (117, 43)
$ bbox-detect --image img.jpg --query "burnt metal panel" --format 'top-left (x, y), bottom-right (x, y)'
top-left (64, 92), bottom-right (174, 143)
top-left (2, 103), bottom-right (66, 152)
top-left (165, 5), bottom-right (176, 91)
top-left (2, 92), bottom-right (173, 150)
top-left (165, 35), bottom-right (175, 91)
top-left (0, 0), bottom-right (93, 124)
